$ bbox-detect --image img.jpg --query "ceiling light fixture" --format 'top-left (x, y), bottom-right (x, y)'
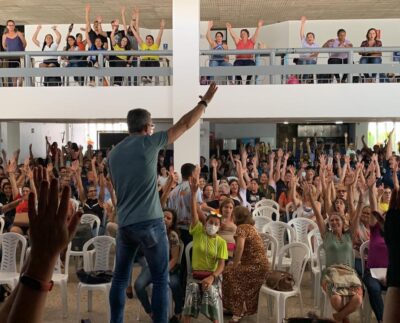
top-left (335, 121), bottom-right (343, 124)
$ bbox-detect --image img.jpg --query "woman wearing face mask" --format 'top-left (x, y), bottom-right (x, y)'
top-left (222, 206), bottom-right (268, 322)
top-left (309, 184), bottom-right (363, 323)
top-left (218, 198), bottom-right (237, 258)
top-left (134, 208), bottom-right (183, 322)
top-left (182, 171), bottom-right (228, 323)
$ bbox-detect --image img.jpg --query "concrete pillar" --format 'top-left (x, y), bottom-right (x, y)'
top-left (172, 0), bottom-right (201, 173)
top-left (355, 122), bottom-right (369, 149)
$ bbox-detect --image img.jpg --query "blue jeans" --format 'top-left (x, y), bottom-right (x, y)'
top-left (297, 58), bottom-right (317, 83)
top-left (359, 56), bottom-right (382, 80)
top-left (363, 269), bottom-right (387, 321)
top-left (134, 258), bottom-right (183, 315)
top-left (209, 60), bottom-right (232, 81)
top-left (109, 218), bottom-right (169, 323)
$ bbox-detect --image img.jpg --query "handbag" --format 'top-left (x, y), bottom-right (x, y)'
top-left (13, 212), bottom-right (29, 227)
top-left (76, 269), bottom-right (113, 284)
top-left (192, 270), bottom-right (213, 281)
top-left (265, 270), bottom-right (295, 291)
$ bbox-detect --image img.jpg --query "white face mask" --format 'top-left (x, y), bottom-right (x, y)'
top-left (206, 223), bottom-right (219, 236)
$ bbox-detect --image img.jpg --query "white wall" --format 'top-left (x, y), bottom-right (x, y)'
top-left (214, 123), bottom-right (276, 139)
top-left (19, 122), bottom-right (67, 159)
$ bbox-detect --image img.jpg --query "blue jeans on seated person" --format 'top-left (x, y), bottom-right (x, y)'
top-left (109, 218), bottom-right (169, 323)
top-left (297, 58), bottom-right (317, 83)
top-left (233, 59), bottom-right (255, 85)
top-left (134, 257), bottom-right (183, 316)
top-left (363, 269), bottom-right (387, 322)
top-left (209, 59), bottom-right (232, 82)
top-left (360, 56), bottom-right (382, 80)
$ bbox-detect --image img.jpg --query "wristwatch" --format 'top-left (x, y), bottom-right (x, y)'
top-left (20, 274), bottom-right (54, 292)
top-left (198, 100), bottom-right (208, 108)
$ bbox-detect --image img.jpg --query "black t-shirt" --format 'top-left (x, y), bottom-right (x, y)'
top-left (83, 198), bottom-right (104, 223)
top-left (246, 190), bottom-right (265, 210)
top-left (385, 209), bottom-right (400, 288)
top-left (0, 192), bottom-right (16, 229)
top-left (88, 30), bottom-right (108, 49)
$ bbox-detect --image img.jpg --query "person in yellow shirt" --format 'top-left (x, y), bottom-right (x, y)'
top-left (182, 167), bottom-right (228, 322)
top-left (131, 16), bottom-right (165, 84)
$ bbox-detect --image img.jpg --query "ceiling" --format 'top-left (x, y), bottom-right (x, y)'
top-left (2, 0), bottom-right (400, 29)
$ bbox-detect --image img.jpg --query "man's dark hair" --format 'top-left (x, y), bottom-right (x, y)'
top-left (337, 28), bottom-right (346, 36)
top-left (127, 109), bottom-right (151, 134)
top-left (181, 163), bottom-right (196, 180)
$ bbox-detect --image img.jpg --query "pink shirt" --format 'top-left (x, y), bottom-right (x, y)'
top-left (236, 39), bottom-right (255, 60)
top-left (367, 222), bottom-right (388, 269)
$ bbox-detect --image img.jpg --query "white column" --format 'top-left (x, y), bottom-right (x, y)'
top-left (200, 121), bottom-right (210, 165)
top-left (172, 0), bottom-right (201, 172)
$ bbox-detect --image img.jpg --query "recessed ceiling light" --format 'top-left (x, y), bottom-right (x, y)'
top-left (283, 121), bottom-right (289, 125)
top-left (335, 121), bottom-right (343, 124)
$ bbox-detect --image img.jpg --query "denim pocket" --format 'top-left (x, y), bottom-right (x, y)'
top-left (140, 220), bottom-right (167, 249)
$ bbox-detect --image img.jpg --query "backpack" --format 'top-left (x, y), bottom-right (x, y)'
top-left (71, 223), bottom-right (94, 252)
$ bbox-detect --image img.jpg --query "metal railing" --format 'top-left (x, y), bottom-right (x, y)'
top-left (200, 47), bottom-right (400, 84)
top-left (0, 50), bottom-right (173, 87)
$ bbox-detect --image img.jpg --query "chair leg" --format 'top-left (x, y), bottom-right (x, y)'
top-left (106, 285), bottom-right (111, 323)
top-left (61, 280), bottom-right (68, 318)
top-left (276, 294), bottom-right (283, 323)
top-left (298, 292), bottom-right (304, 316)
top-left (77, 285), bottom-right (81, 320)
top-left (88, 290), bottom-right (93, 312)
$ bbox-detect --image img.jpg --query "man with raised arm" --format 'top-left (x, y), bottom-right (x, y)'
top-left (108, 82), bottom-right (218, 323)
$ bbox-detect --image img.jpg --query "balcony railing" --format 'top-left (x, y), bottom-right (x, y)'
top-left (0, 50), bottom-right (173, 87)
top-left (200, 47), bottom-right (400, 84)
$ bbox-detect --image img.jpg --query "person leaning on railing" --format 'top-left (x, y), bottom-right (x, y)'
top-left (61, 35), bottom-right (85, 86)
top-left (359, 28), bottom-right (383, 83)
top-left (226, 19), bottom-right (263, 85)
top-left (1, 19), bottom-right (27, 87)
top-left (110, 26), bottom-right (132, 86)
top-left (322, 29), bottom-right (353, 83)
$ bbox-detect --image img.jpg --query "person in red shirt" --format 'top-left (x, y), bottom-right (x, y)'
top-left (226, 20), bottom-right (263, 85)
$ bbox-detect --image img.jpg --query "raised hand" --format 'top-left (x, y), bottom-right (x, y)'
top-left (366, 172), bottom-right (376, 188)
top-left (208, 20), bottom-right (213, 29)
top-left (189, 166), bottom-right (200, 193)
top-left (160, 19), bottom-right (165, 29)
top-left (258, 19), bottom-right (264, 27)
top-left (199, 82), bottom-right (218, 104)
top-left (28, 178), bottom-right (80, 261)
top-left (37, 25), bottom-right (42, 31)
top-left (211, 158), bottom-right (218, 169)
top-left (226, 22), bottom-right (232, 29)
top-left (300, 16), bottom-right (307, 23)
top-left (85, 4), bottom-right (91, 12)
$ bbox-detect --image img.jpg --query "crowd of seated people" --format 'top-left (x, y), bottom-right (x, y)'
top-left (0, 126), bottom-right (399, 322)
top-left (0, 4), bottom-right (166, 87)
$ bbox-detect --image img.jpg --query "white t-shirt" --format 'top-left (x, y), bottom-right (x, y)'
top-left (300, 37), bottom-right (319, 59)
top-left (40, 42), bottom-right (59, 61)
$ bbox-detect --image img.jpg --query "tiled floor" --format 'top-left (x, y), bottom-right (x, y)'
top-left (42, 269), bottom-right (364, 323)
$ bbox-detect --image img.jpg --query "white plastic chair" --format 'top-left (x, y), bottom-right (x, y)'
top-left (76, 236), bottom-right (116, 323)
top-left (52, 242), bottom-right (72, 318)
top-left (0, 233), bottom-right (27, 289)
top-left (259, 230), bottom-right (278, 270)
top-left (254, 199), bottom-right (279, 211)
top-left (70, 214), bottom-right (101, 265)
top-left (307, 228), bottom-right (323, 308)
top-left (254, 216), bottom-right (272, 232)
top-left (289, 217), bottom-right (318, 246)
top-left (253, 205), bottom-right (278, 221)
top-left (264, 221), bottom-right (296, 268)
top-left (185, 242), bottom-right (223, 323)
top-left (257, 242), bottom-right (310, 323)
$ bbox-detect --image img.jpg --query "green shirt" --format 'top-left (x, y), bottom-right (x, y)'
top-left (108, 131), bottom-right (168, 227)
top-left (323, 231), bottom-right (354, 269)
top-left (189, 222), bottom-right (228, 271)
